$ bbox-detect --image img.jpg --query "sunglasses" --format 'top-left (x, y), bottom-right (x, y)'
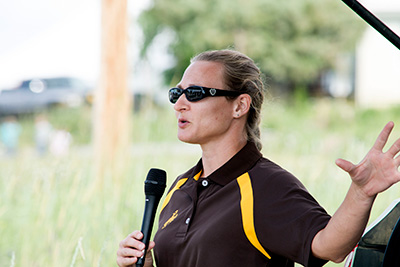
top-left (169, 86), bottom-right (242, 104)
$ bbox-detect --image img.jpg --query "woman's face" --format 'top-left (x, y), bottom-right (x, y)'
top-left (173, 61), bottom-right (238, 146)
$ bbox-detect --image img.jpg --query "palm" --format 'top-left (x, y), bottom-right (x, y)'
top-left (336, 122), bottom-right (400, 198)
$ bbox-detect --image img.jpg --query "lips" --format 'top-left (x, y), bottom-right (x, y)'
top-left (178, 117), bottom-right (190, 128)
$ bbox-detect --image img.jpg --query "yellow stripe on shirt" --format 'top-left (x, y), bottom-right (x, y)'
top-left (193, 170), bottom-right (202, 181)
top-left (160, 171), bottom-right (202, 212)
top-left (237, 173), bottom-right (271, 259)
top-left (160, 178), bottom-right (187, 212)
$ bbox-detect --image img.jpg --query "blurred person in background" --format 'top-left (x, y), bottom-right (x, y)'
top-left (49, 128), bottom-right (72, 157)
top-left (117, 49), bottom-right (400, 267)
top-left (34, 114), bottom-right (53, 156)
top-left (0, 116), bottom-right (21, 156)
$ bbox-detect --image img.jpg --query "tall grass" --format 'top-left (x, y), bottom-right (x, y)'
top-left (1, 98), bottom-right (399, 266)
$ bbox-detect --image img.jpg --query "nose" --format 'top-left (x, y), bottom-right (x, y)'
top-left (174, 93), bottom-right (189, 112)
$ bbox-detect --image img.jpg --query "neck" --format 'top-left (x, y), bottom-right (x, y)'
top-left (200, 137), bottom-right (247, 177)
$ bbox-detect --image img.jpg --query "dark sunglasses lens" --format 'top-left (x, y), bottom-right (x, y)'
top-left (186, 88), bottom-right (204, 101)
top-left (169, 88), bottom-right (182, 103)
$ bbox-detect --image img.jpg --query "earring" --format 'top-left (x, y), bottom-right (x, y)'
top-left (236, 114), bottom-right (240, 117)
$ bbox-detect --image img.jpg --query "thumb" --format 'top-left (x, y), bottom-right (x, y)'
top-left (336, 158), bottom-right (355, 173)
top-left (148, 241), bottom-right (155, 251)
top-left (144, 241), bottom-right (155, 267)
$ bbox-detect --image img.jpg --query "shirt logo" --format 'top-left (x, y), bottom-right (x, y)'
top-left (162, 209), bottom-right (179, 229)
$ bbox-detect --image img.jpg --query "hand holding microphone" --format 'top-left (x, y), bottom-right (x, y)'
top-left (116, 168), bottom-right (166, 267)
top-left (117, 230), bottom-right (155, 267)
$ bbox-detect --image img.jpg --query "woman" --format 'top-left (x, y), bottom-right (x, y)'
top-left (117, 49), bottom-right (400, 267)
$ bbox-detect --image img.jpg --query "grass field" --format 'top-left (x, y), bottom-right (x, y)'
top-left (1, 98), bottom-right (399, 266)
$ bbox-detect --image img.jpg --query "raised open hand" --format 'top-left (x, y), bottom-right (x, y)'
top-left (336, 121), bottom-right (400, 199)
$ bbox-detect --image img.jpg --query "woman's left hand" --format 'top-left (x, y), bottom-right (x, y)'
top-left (336, 121), bottom-right (400, 200)
top-left (312, 122), bottom-right (400, 262)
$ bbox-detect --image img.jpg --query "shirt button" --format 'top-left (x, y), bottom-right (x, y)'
top-left (185, 218), bottom-right (190, 224)
top-left (202, 180), bottom-right (208, 187)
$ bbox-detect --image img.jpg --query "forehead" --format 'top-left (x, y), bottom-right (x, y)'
top-left (178, 61), bottom-right (226, 89)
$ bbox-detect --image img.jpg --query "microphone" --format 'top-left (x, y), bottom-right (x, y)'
top-left (136, 168), bottom-right (167, 267)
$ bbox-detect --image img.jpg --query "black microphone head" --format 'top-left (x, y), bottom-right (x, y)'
top-left (144, 168), bottom-right (167, 197)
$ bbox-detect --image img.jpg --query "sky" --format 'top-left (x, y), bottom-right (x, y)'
top-left (0, 0), bottom-right (156, 90)
top-left (0, 0), bottom-right (101, 89)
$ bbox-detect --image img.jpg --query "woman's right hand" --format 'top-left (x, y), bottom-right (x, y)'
top-left (116, 230), bottom-right (155, 267)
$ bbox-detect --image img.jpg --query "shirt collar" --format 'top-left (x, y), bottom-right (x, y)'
top-left (190, 142), bottom-right (262, 186)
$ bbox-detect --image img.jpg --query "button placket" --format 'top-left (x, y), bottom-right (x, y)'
top-left (175, 183), bottom-right (197, 238)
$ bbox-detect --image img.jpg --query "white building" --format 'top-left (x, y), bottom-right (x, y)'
top-left (355, 0), bottom-right (400, 108)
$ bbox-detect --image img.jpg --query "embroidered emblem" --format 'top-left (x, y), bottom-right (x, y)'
top-left (162, 210), bottom-right (179, 229)
top-left (210, 88), bottom-right (216, 96)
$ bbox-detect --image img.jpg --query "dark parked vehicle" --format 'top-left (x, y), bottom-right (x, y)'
top-left (0, 77), bottom-right (92, 115)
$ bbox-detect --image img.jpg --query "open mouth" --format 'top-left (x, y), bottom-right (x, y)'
top-left (178, 118), bottom-right (189, 127)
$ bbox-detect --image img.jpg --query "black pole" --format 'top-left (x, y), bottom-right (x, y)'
top-left (341, 0), bottom-right (400, 50)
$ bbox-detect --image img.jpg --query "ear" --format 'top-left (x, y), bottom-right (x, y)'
top-left (233, 94), bottom-right (251, 118)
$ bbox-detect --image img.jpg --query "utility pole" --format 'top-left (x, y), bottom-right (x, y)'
top-left (93, 0), bottom-right (131, 183)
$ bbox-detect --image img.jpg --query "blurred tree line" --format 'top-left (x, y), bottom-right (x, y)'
top-left (138, 0), bottom-right (364, 96)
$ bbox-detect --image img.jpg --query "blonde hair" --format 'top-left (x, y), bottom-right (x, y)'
top-left (191, 49), bottom-right (265, 151)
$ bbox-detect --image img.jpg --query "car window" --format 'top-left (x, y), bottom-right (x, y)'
top-left (19, 81), bottom-right (33, 90)
top-left (45, 78), bottom-right (70, 89)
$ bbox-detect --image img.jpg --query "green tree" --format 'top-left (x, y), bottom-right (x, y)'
top-left (139, 0), bottom-right (364, 91)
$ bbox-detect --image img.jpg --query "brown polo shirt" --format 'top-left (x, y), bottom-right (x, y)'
top-left (153, 142), bottom-right (331, 267)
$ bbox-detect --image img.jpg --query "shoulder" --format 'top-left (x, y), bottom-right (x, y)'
top-left (249, 157), bottom-right (306, 188)
top-left (245, 157), bottom-right (324, 207)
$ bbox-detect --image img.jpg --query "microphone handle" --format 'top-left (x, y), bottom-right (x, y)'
top-left (136, 195), bottom-right (160, 267)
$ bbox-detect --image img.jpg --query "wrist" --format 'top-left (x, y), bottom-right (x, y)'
top-left (349, 182), bottom-right (376, 206)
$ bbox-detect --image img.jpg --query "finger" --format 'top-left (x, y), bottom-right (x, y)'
top-left (119, 235), bottom-right (146, 251)
top-left (336, 158), bottom-right (355, 173)
top-left (129, 230), bottom-right (144, 240)
top-left (148, 241), bottom-right (155, 251)
top-left (118, 247), bottom-right (142, 259)
top-left (373, 121), bottom-right (394, 151)
top-left (116, 256), bottom-right (136, 267)
top-left (387, 137), bottom-right (400, 158)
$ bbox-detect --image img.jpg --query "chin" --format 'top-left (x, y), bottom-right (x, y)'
top-left (177, 137), bottom-right (196, 144)
top-left (177, 134), bottom-right (199, 144)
